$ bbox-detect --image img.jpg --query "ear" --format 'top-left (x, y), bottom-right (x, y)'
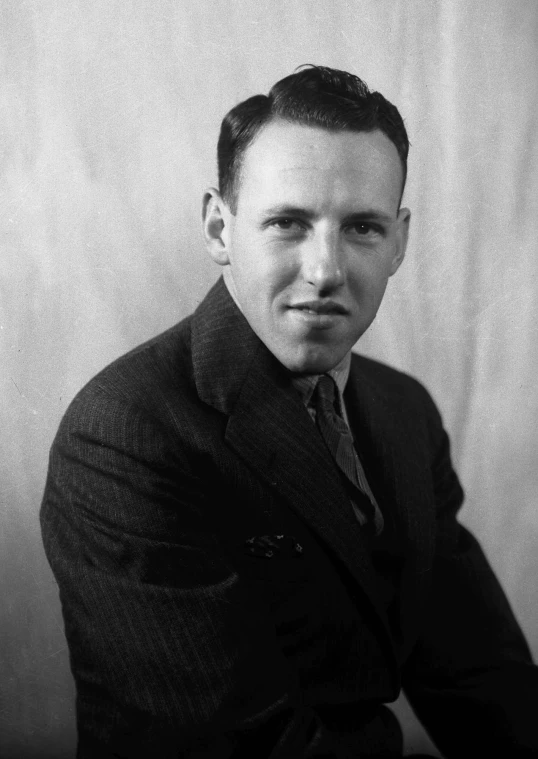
top-left (202, 187), bottom-right (232, 266)
top-left (389, 207), bottom-right (411, 276)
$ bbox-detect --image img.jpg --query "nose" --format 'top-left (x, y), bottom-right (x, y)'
top-left (302, 228), bottom-right (345, 293)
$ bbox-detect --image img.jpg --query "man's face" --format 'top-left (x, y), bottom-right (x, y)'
top-left (204, 120), bottom-right (410, 374)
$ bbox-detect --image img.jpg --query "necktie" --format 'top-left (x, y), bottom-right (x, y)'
top-left (314, 375), bottom-right (384, 535)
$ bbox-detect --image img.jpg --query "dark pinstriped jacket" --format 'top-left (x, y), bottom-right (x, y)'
top-left (41, 278), bottom-right (538, 758)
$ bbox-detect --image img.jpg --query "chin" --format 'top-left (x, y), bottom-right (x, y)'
top-left (278, 346), bottom-right (345, 376)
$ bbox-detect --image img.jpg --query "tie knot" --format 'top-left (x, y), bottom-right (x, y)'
top-left (315, 375), bottom-right (337, 406)
top-left (315, 375), bottom-right (347, 434)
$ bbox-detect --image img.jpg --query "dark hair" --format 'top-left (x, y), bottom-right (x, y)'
top-left (217, 65), bottom-right (409, 212)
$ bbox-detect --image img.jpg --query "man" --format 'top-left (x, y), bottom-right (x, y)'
top-left (41, 66), bottom-right (538, 758)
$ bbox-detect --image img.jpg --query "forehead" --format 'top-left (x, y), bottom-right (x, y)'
top-left (236, 120), bottom-right (404, 213)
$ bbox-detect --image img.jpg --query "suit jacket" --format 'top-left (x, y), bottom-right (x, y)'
top-left (41, 278), bottom-right (538, 758)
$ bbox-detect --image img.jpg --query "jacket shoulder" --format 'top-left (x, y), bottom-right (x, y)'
top-left (63, 315), bottom-right (196, 427)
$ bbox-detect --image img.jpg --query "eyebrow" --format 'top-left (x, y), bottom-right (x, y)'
top-left (341, 210), bottom-right (394, 225)
top-left (261, 205), bottom-right (394, 224)
top-left (262, 205), bottom-right (314, 218)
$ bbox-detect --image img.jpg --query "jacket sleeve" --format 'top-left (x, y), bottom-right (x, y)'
top-left (402, 387), bottom-right (538, 758)
top-left (40, 384), bottom-right (363, 759)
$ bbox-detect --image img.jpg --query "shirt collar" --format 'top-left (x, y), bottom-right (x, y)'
top-left (291, 353), bottom-right (351, 413)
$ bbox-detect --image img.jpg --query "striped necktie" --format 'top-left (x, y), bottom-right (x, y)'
top-left (314, 374), bottom-right (384, 535)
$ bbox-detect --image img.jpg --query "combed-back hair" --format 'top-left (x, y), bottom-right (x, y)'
top-left (217, 65), bottom-right (409, 212)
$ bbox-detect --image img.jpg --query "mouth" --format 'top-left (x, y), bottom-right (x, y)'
top-left (288, 300), bottom-right (348, 316)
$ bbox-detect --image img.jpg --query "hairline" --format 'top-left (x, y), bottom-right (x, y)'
top-left (228, 117), bottom-right (407, 214)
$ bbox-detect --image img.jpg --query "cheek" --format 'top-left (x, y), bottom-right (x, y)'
top-left (352, 244), bottom-right (395, 276)
top-left (347, 261), bottom-right (390, 302)
top-left (253, 257), bottom-right (299, 295)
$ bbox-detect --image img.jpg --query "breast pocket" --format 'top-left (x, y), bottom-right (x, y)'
top-left (236, 534), bottom-right (322, 641)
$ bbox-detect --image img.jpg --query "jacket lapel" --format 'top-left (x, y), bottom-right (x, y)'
top-left (192, 280), bottom-right (399, 666)
top-left (345, 361), bottom-right (424, 537)
top-left (344, 358), bottom-right (436, 652)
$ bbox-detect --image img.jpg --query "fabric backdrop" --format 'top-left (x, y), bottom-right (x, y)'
top-left (2, 1), bottom-right (537, 756)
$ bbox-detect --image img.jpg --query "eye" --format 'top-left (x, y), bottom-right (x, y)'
top-left (349, 222), bottom-right (374, 235)
top-left (269, 218), bottom-right (305, 232)
top-left (345, 222), bottom-right (384, 240)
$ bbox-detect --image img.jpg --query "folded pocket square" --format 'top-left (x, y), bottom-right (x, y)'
top-left (244, 534), bottom-right (303, 559)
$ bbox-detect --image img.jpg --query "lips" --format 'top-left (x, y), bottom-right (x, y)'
top-left (289, 300), bottom-right (348, 315)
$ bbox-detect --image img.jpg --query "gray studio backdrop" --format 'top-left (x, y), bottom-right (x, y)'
top-left (2, 1), bottom-right (538, 756)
